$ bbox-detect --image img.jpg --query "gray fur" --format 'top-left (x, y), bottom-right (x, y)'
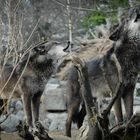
top-left (66, 5), bottom-right (140, 137)
top-left (0, 42), bottom-right (57, 129)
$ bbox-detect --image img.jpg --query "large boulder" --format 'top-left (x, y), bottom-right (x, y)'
top-left (1, 113), bottom-right (24, 132)
top-left (42, 88), bottom-right (67, 111)
top-left (42, 78), bottom-right (67, 111)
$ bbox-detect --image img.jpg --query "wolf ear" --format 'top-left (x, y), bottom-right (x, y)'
top-left (109, 24), bottom-right (123, 41)
top-left (109, 28), bottom-right (120, 41)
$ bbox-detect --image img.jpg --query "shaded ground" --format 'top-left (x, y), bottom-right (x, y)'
top-left (0, 129), bottom-right (78, 140)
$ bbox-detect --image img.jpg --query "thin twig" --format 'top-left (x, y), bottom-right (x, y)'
top-left (14, 0), bottom-right (23, 12)
top-left (66, 0), bottom-right (73, 57)
top-left (7, 51), bottom-right (31, 113)
top-left (23, 19), bottom-right (40, 48)
top-left (0, 57), bottom-right (19, 97)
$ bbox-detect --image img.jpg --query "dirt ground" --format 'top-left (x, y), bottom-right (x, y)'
top-left (0, 129), bottom-right (78, 140)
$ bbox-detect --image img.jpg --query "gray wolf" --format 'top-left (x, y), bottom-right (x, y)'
top-left (65, 5), bottom-right (140, 137)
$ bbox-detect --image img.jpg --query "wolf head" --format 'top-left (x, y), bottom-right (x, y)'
top-left (29, 41), bottom-right (60, 64)
top-left (30, 41), bottom-right (67, 66)
top-left (109, 5), bottom-right (140, 44)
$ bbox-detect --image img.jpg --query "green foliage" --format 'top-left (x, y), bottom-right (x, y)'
top-left (82, 11), bottom-right (106, 28)
top-left (82, 0), bottom-right (130, 28)
top-left (82, 11), bottom-right (118, 28)
top-left (109, 0), bottom-right (129, 9)
top-left (110, 13), bottom-right (118, 23)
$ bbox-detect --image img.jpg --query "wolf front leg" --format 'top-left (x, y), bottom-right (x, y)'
top-left (122, 84), bottom-right (134, 121)
top-left (22, 93), bottom-right (33, 127)
top-left (32, 92), bottom-right (42, 124)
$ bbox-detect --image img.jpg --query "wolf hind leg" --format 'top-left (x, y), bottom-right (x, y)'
top-left (77, 103), bottom-right (86, 128)
top-left (22, 94), bottom-right (33, 127)
top-left (122, 84), bottom-right (134, 121)
top-left (113, 97), bottom-right (123, 124)
top-left (32, 92), bottom-right (42, 125)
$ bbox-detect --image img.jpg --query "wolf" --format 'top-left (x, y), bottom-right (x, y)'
top-left (0, 41), bottom-right (59, 130)
top-left (65, 5), bottom-right (140, 137)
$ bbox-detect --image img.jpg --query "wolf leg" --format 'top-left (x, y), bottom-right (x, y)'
top-left (66, 99), bottom-right (81, 137)
top-left (32, 92), bottom-right (42, 124)
top-left (113, 97), bottom-right (123, 124)
top-left (122, 84), bottom-right (134, 121)
top-left (23, 94), bottom-right (33, 127)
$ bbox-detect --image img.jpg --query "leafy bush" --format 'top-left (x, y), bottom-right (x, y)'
top-left (109, 0), bottom-right (129, 8)
top-left (82, 10), bottom-right (119, 28)
top-left (82, 0), bottom-right (130, 28)
top-left (82, 11), bottom-right (106, 28)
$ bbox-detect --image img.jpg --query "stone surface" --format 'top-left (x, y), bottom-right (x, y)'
top-left (43, 112), bottom-right (67, 131)
top-left (15, 100), bottom-right (23, 111)
top-left (15, 111), bottom-right (24, 120)
top-left (41, 112), bottom-right (77, 131)
top-left (0, 110), bottom-right (24, 133)
top-left (134, 97), bottom-right (140, 105)
top-left (44, 78), bottom-right (60, 92)
top-left (42, 87), bottom-right (67, 111)
top-left (1, 114), bottom-right (22, 132)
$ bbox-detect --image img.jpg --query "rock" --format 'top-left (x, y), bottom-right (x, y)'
top-left (9, 99), bottom-right (17, 109)
top-left (49, 120), bottom-right (59, 131)
top-left (134, 83), bottom-right (140, 96)
top-left (134, 105), bottom-right (140, 114)
top-left (41, 117), bottom-right (52, 130)
top-left (134, 97), bottom-right (140, 105)
top-left (44, 78), bottom-right (60, 93)
top-left (45, 113), bottom-right (67, 131)
top-left (48, 78), bottom-right (60, 85)
top-left (15, 110), bottom-right (24, 120)
top-left (59, 80), bottom-right (67, 87)
top-left (1, 114), bottom-right (21, 132)
top-left (130, 97), bottom-right (140, 114)
top-left (8, 99), bottom-right (23, 112)
top-left (42, 112), bottom-right (77, 131)
top-left (43, 87), bottom-right (67, 111)
top-left (0, 114), bottom-right (6, 124)
top-left (15, 100), bottom-right (23, 111)
top-left (51, 32), bottom-right (68, 41)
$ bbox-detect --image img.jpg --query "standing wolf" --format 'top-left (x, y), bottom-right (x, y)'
top-left (66, 6), bottom-right (140, 137)
top-left (0, 41), bottom-right (58, 131)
